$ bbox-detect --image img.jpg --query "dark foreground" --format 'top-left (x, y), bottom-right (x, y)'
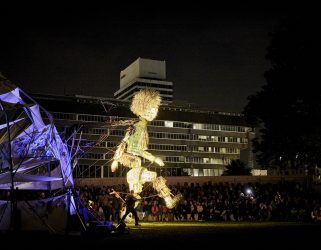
top-left (2, 222), bottom-right (320, 249)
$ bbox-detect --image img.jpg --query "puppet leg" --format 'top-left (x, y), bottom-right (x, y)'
top-left (152, 176), bottom-right (182, 209)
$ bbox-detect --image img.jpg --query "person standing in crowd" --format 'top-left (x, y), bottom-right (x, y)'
top-left (120, 190), bottom-right (140, 226)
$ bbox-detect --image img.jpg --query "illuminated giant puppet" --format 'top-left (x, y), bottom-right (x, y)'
top-left (111, 89), bottom-right (182, 209)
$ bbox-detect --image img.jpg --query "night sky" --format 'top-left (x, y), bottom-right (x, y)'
top-left (1, 6), bottom-right (288, 112)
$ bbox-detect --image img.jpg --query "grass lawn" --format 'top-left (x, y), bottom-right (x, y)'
top-left (2, 221), bottom-right (320, 248)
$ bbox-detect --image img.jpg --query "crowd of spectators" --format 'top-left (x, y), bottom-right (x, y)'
top-left (74, 181), bottom-right (321, 224)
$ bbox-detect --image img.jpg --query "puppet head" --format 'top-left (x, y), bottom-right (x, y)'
top-left (130, 89), bottom-right (161, 121)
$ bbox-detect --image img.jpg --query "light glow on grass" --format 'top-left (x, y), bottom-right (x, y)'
top-left (127, 221), bottom-right (305, 228)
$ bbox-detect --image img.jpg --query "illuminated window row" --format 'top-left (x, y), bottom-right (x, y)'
top-left (151, 120), bottom-right (247, 132)
top-left (149, 131), bottom-right (189, 140)
top-left (186, 157), bottom-right (231, 165)
top-left (190, 146), bottom-right (240, 154)
top-left (74, 165), bottom-right (225, 178)
top-left (50, 112), bottom-right (248, 133)
top-left (149, 144), bottom-right (187, 151)
top-left (151, 132), bottom-right (248, 144)
top-left (150, 120), bottom-right (191, 128)
top-left (195, 135), bottom-right (248, 143)
top-left (82, 129), bottom-right (248, 144)
top-left (183, 168), bottom-right (224, 177)
top-left (193, 123), bottom-right (246, 132)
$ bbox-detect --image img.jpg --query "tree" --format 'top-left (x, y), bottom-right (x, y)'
top-left (223, 160), bottom-right (252, 176)
top-left (243, 14), bottom-right (320, 172)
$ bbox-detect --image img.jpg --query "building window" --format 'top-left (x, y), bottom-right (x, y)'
top-left (203, 158), bottom-right (210, 163)
top-left (198, 135), bottom-right (207, 141)
top-left (165, 121), bottom-right (173, 127)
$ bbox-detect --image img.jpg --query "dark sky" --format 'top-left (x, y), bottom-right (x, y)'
top-left (1, 6), bottom-right (288, 112)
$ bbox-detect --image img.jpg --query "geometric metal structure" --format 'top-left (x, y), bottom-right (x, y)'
top-left (0, 75), bottom-right (75, 233)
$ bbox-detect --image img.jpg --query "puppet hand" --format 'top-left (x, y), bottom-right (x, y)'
top-left (111, 161), bottom-right (118, 172)
top-left (154, 157), bottom-right (164, 166)
top-left (114, 142), bottom-right (126, 159)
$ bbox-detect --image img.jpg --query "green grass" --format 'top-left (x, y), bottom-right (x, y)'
top-left (1, 221), bottom-right (320, 248)
top-left (127, 221), bottom-right (315, 228)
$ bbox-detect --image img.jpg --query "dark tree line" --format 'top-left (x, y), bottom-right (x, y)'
top-left (223, 160), bottom-right (252, 176)
top-left (243, 13), bottom-right (319, 172)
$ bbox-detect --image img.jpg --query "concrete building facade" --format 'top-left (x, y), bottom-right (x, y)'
top-left (34, 94), bottom-right (252, 179)
top-left (114, 58), bottom-right (173, 103)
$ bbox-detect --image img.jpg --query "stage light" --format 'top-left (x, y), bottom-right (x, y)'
top-left (246, 188), bottom-right (252, 195)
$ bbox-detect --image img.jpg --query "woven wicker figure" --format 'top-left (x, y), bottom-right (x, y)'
top-left (111, 89), bottom-right (182, 209)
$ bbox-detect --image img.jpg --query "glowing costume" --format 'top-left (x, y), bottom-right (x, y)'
top-left (111, 89), bottom-right (182, 209)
